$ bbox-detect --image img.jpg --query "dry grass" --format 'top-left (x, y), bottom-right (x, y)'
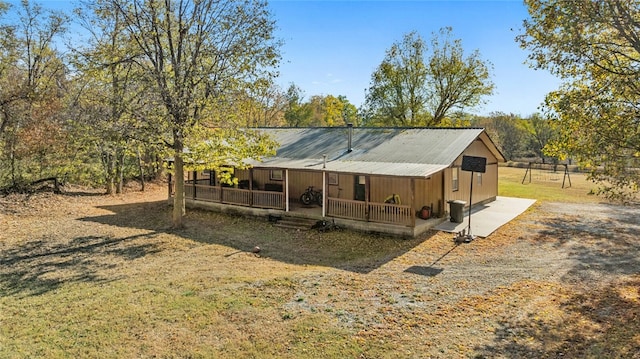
top-left (1, 177), bottom-right (639, 358)
top-left (499, 165), bottom-right (604, 203)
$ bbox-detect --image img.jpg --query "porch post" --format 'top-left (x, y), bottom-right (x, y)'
top-left (322, 171), bottom-right (326, 217)
top-left (365, 175), bottom-right (370, 221)
top-left (249, 168), bottom-right (254, 206)
top-left (285, 169), bottom-right (290, 212)
top-left (410, 178), bottom-right (416, 227)
top-left (168, 171), bottom-right (172, 198)
top-left (193, 171), bottom-right (197, 200)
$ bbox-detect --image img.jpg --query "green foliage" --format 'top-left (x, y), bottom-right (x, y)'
top-left (472, 112), bottom-right (558, 162)
top-left (284, 83), bottom-right (312, 127)
top-left (183, 125), bottom-right (277, 185)
top-left (363, 28), bottom-right (494, 127)
top-left (0, 0), bottom-right (284, 201)
top-left (284, 83), bottom-right (359, 127)
top-left (364, 31), bottom-right (429, 127)
top-left (0, 0), bottom-right (71, 190)
top-left (105, 0), bottom-right (281, 226)
top-left (520, 0), bottom-right (640, 201)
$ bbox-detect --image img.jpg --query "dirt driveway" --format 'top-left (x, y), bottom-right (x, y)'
top-left (1, 187), bottom-right (639, 358)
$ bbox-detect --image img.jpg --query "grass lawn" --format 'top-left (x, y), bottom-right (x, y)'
top-left (498, 165), bottom-right (603, 203)
top-left (1, 171), bottom-right (638, 358)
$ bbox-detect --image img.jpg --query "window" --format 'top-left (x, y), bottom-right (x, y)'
top-left (452, 168), bottom-right (459, 191)
top-left (328, 172), bottom-right (339, 185)
top-left (270, 169), bottom-right (283, 181)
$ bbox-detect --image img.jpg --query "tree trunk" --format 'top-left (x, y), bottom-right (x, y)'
top-left (9, 136), bottom-right (17, 188)
top-left (137, 148), bottom-right (145, 192)
top-left (116, 148), bottom-right (125, 194)
top-left (103, 152), bottom-right (115, 195)
top-left (172, 140), bottom-right (186, 228)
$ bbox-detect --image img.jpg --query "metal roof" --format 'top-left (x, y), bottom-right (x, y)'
top-left (248, 127), bottom-right (503, 178)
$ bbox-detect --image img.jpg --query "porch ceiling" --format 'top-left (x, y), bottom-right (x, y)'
top-left (250, 157), bottom-right (449, 178)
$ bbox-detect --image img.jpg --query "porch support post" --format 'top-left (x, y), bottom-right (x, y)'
top-left (322, 171), bottom-right (326, 217)
top-left (285, 169), bottom-right (290, 212)
top-left (410, 178), bottom-right (416, 227)
top-left (193, 171), bottom-right (197, 200)
top-left (168, 170), bottom-right (172, 198)
top-left (365, 175), bottom-right (370, 221)
top-left (249, 168), bottom-right (254, 206)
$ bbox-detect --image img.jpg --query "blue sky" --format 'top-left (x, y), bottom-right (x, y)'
top-left (7, 0), bottom-right (558, 117)
top-left (269, 0), bottom-right (560, 116)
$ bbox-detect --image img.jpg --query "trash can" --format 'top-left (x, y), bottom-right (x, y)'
top-left (448, 200), bottom-right (466, 223)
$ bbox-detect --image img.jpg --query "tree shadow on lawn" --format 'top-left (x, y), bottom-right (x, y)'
top-left (475, 204), bottom-right (640, 357)
top-left (0, 233), bottom-right (162, 297)
top-left (79, 201), bottom-right (434, 274)
top-left (474, 277), bottom-right (640, 358)
top-left (534, 208), bottom-right (640, 282)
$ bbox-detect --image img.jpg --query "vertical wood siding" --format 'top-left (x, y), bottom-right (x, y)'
top-left (444, 139), bottom-right (500, 207)
top-left (369, 176), bottom-right (412, 205)
top-left (414, 172), bottom-right (444, 215)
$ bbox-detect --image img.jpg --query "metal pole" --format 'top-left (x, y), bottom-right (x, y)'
top-left (285, 169), bottom-right (290, 212)
top-left (468, 171), bottom-right (474, 239)
top-left (322, 171), bottom-right (326, 217)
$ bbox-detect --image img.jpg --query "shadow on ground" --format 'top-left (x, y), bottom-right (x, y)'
top-left (79, 200), bottom-right (433, 274)
top-left (534, 204), bottom-right (640, 282)
top-left (0, 233), bottom-right (161, 297)
top-left (475, 203), bottom-right (640, 358)
top-left (474, 277), bottom-right (640, 358)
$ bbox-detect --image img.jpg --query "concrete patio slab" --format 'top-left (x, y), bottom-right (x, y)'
top-left (434, 196), bottom-right (536, 238)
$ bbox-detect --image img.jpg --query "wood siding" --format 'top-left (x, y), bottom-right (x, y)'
top-left (414, 172), bottom-right (445, 216)
top-left (444, 139), bottom-right (500, 208)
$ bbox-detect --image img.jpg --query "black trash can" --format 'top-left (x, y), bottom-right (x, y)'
top-left (448, 200), bottom-right (466, 223)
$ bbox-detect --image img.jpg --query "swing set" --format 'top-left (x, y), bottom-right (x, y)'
top-left (521, 162), bottom-right (572, 188)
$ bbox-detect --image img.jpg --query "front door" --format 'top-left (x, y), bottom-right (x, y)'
top-left (354, 175), bottom-right (366, 201)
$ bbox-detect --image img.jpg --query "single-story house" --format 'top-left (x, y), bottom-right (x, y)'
top-left (169, 126), bottom-right (505, 237)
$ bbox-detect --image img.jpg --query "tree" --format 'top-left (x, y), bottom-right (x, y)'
top-left (72, 0), bottom-right (140, 194)
top-left (284, 83), bottom-right (312, 127)
top-left (428, 28), bottom-right (495, 125)
top-left (283, 87), bottom-right (359, 127)
top-left (473, 112), bottom-right (527, 161)
top-left (0, 0), bottom-right (69, 189)
top-left (523, 113), bottom-right (556, 163)
top-left (238, 80), bottom-right (287, 127)
top-left (363, 28), bottom-right (494, 127)
top-left (519, 0), bottom-right (640, 200)
top-left (363, 31), bottom-right (428, 127)
top-left (109, 0), bottom-right (280, 227)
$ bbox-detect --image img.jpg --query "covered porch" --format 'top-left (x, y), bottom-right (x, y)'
top-left (169, 166), bottom-right (445, 235)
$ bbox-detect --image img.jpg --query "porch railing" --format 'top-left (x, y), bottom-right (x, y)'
top-left (193, 185), bottom-right (221, 202)
top-left (222, 188), bottom-right (252, 206)
top-left (252, 190), bottom-right (285, 209)
top-left (172, 182), bottom-right (414, 227)
top-left (368, 202), bottom-right (415, 227)
top-left (327, 198), bottom-right (414, 227)
top-left (171, 182), bottom-right (284, 210)
top-left (327, 197), bottom-right (367, 221)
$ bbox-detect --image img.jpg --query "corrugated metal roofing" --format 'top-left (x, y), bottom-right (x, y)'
top-left (247, 127), bottom-right (499, 178)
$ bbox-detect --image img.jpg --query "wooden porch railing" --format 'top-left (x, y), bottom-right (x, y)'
top-left (193, 185), bottom-right (221, 202)
top-left (252, 190), bottom-right (285, 209)
top-left (222, 188), bottom-right (252, 206)
top-left (368, 202), bottom-right (415, 227)
top-left (327, 198), bottom-right (414, 227)
top-left (171, 182), bottom-right (284, 209)
top-left (173, 182), bottom-right (414, 227)
top-left (327, 198), bottom-right (367, 221)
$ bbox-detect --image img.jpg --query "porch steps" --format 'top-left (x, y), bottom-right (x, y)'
top-left (273, 216), bottom-right (319, 231)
